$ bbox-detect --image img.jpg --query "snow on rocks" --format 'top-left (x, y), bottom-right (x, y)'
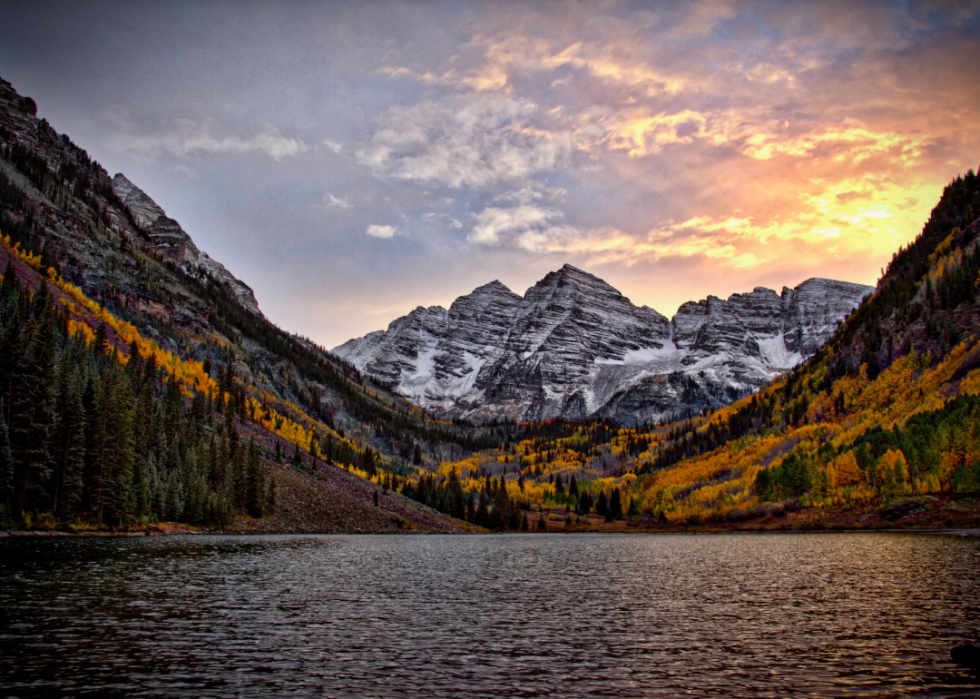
top-left (333, 265), bottom-right (873, 424)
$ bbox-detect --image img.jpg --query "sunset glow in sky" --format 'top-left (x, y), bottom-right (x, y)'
top-left (2, 1), bottom-right (978, 347)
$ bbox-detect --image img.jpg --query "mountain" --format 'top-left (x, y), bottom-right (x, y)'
top-left (333, 266), bottom-right (872, 424)
top-left (624, 166), bottom-right (980, 527)
top-left (111, 173), bottom-right (262, 316)
top-left (415, 166), bottom-right (980, 533)
top-left (0, 75), bottom-right (484, 533)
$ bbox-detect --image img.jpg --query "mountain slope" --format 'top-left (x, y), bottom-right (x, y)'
top-left (402, 167), bottom-right (980, 533)
top-left (334, 266), bottom-right (872, 424)
top-left (0, 76), bottom-right (486, 532)
top-left (625, 166), bottom-right (980, 525)
top-left (110, 173), bottom-right (262, 316)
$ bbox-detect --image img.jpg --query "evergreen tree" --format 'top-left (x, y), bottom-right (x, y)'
top-left (229, 434), bottom-right (247, 513)
top-left (103, 369), bottom-right (136, 523)
top-left (244, 438), bottom-right (267, 517)
top-left (476, 491), bottom-right (489, 527)
top-left (0, 404), bottom-right (12, 519)
top-left (266, 472), bottom-right (277, 514)
top-left (9, 314), bottom-right (57, 518)
top-left (609, 488), bottom-right (623, 521)
top-left (596, 491), bottom-right (608, 519)
top-left (50, 358), bottom-right (85, 518)
top-left (489, 478), bottom-right (510, 530)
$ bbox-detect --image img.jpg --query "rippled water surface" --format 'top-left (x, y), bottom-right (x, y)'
top-left (2, 533), bottom-right (980, 698)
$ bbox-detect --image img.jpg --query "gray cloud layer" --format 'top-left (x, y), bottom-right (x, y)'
top-left (2, 0), bottom-right (978, 347)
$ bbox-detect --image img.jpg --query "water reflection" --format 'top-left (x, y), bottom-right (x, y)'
top-left (1, 533), bottom-right (979, 697)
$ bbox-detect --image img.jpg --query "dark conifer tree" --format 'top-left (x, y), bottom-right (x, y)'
top-left (0, 403), bottom-right (12, 518)
top-left (476, 491), bottom-right (489, 527)
top-left (490, 479), bottom-right (510, 530)
top-left (609, 488), bottom-right (623, 521)
top-left (596, 490), bottom-right (608, 518)
top-left (50, 357), bottom-right (85, 518)
top-left (244, 438), bottom-right (266, 517)
top-left (9, 313), bottom-right (57, 518)
top-left (103, 369), bottom-right (135, 523)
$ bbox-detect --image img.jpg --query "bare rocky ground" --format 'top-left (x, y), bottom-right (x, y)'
top-left (233, 461), bottom-right (473, 535)
top-left (224, 419), bottom-right (473, 535)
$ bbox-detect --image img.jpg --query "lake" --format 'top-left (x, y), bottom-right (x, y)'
top-left (1, 533), bottom-right (979, 697)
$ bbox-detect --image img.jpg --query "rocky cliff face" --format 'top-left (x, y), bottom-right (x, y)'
top-left (334, 266), bottom-right (873, 424)
top-left (111, 174), bottom-right (262, 316)
top-left (0, 75), bottom-right (495, 474)
top-left (0, 77), bottom-right (260, 319)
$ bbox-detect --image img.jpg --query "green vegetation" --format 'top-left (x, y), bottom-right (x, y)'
top-left (0, 264), bottom-right (273, 530)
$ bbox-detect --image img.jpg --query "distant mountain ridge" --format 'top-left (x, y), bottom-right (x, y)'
top-left (333, 266), bottom-right (873, 424)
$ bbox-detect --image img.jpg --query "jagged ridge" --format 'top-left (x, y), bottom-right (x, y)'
top-left (333, 265), bottom-right (873, 424)
top-left (111, 174), bottom-right (262, 317)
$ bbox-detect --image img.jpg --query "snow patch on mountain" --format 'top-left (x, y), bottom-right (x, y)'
top-left (333, 265), bottom-right (873, 424)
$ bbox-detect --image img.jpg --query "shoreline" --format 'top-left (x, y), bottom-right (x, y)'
top-left (3, 526), bottom-right (979, 539)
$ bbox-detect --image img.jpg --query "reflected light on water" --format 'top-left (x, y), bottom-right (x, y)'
top-left (0, 533), bottom-right (979, 698)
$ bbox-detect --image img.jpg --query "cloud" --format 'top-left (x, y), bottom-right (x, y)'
top-left (323, 193), bottom-right (353, 210)
top-left (469, 204), bottom-right (564, 246)
top-left (357, 94), bottom-right (575, 188)
top-left (741, 120), bottom-right (931, 165)
top-left (366, 224), bottom-right (395, 239)
top-left (48, 0), bottom-right (980, 349)
top-left (421, 212), bottom-right (464, 229)
top-left (110, 118), bottom-right (306, 160)
top-left (452, 34), bottom-right (693, 97)
top-left (492, 184), bottom-right (566, 205)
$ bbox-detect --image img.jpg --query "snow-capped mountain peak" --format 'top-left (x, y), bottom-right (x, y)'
top-left (333, 268), bottom-right (873, 424)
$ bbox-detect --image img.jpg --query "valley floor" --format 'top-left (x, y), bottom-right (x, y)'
top-left (6, 482), bottom-right (978, 538)
top-left (526, 495), bottom-right (980, 534)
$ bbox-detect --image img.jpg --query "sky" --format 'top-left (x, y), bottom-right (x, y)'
top-left (2, 0), bottom-right (978, 348)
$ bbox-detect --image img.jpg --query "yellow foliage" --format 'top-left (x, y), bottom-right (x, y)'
top-left (877, 448), bottom-right (909, 496)
top-left (829, 451), bottom-right (862, 489)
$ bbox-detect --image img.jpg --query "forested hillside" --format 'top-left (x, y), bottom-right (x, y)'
top-left (628, 167), bottom-right (980, 523)
top-left (0, 234), bottom-right (472, 532)
top-left (0, 76), bottom-right (516, 473)
top-left (2, 69), bottom-right (977, 534)
top-left (392, 168), bottom-right (980, 531)
top-left (0, 76), bottom-right (487, 532)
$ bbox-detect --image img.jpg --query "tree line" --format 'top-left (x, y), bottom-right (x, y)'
top-left (0, 264), bottom-right (274, 529)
